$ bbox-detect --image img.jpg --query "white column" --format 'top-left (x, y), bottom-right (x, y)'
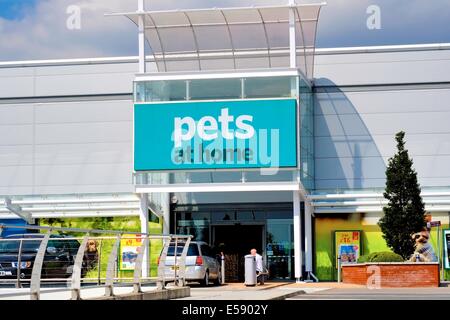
top-left (138, 0), bottom-right (146, 74)
top-left (161, 174), bottom-right (170, 235)
top-left (288, 0), bottom-right (297, 68)
top-left (293, 190), bottom-right (303, 282)
top-left (139, 193), bottom-right (149, 278)
top-left (304, 201), bottom-right (313, 273)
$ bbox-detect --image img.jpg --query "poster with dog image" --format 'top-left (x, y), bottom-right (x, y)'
top-left (335, 230), bottom-right (361, 268)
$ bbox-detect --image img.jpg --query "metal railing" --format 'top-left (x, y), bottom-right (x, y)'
top-left (0, 224), bottom-right (192, 300)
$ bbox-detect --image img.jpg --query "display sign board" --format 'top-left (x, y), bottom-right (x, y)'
top-left (134, 99), bottom-right (297, 171)
top-left (444, 229), bottom-right (450, 270)
top-left (119, 234), bottom-right (142, 271)
top-left (334, 230), bottom-right (361, 268)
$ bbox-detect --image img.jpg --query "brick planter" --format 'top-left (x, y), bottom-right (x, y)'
top-left (342, 262), bottom-right (440, 287)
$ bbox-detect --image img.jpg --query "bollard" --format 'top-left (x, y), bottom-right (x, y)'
top-left (221, 253), bottom-right (225, 284)
top-left (337, 255), bottom-right (341, 283)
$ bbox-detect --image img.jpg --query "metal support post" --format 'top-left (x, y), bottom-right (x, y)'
top-left (221, 253), bottom-right (225, 284)
top-left (133, 237), bottom-right (149, 293)
top-left (293, 190), bottom-right (303, 282)
top-left (105, 235), bottom-right (121, 297)
top-left (138, 0), bottom-right (146, 74)
top-left (288, 0), bottom-right (297, 69)
top-left (304, 201), bottom-right (313, 277)
top-left (71, 234), bottom-right (90, 300)
top-left (30, 230), bottom-right (51, 300)
top-left (337, 255), bottom-right (341, 283)
top-left (139, 193), bottom-right (149, 278)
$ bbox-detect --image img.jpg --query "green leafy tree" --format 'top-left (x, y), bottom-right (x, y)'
top-left (378, 131), bottom-right (427, 260)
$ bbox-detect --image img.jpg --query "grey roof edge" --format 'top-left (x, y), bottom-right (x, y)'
top-left (1, 43), bottom-right (449, 68)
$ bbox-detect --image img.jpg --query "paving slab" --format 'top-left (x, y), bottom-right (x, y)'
top-left (175, 282), bottom-right (328, 300)
top-left (287, 287), bottom-right (450, 300)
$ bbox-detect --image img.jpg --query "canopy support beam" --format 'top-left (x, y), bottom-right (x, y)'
top-left (138, 0), bottom-right (146, 73)
top-left (4, 198), bottom-right (34, 224)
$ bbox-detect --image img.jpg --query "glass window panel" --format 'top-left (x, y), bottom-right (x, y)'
top-left (266, 210), bottom-right (292, 219)
top-left (167, 243), bottom-right (199, 256)
top-left (142, 80), bottom-right (186, 102)
top-left (212, 211), bottom-right (236, 222)
top-left (237, 211), bottom-right (253, 220)
top-left (253, 211), bottom-right (267, 220)
top-left (210, 171), bottom-right (242, 183)
top-left (236, 210), bottom-right (266, 220)
top-left (244, 76), bottom-right (292, 98)
top-left (135, 82), bottom-right (145, 102)
top-left (266, 218), bottom-right (293, 280)
top-left (189, 78), bottom-right (241, 100)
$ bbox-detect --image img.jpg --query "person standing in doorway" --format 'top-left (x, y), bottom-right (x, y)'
top-left (250, 248), bottom-right (265, 285)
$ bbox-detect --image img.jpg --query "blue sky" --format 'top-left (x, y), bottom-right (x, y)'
top-left (0, 0), bottom-right (449, 61)
top-left (0, 0), bottom-right (37, 20)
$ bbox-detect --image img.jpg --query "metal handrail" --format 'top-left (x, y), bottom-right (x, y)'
top-left (0, 224), bottom-right (192, 300)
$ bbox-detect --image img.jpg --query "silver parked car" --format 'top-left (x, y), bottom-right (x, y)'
top-left (159, 241), bottom-right (222, 286)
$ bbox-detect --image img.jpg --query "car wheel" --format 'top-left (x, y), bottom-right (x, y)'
top-left (200, 271), bottom-right (209, 287)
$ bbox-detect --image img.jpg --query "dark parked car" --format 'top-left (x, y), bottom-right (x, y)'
top-left (0, 233), bottom-right (86, 280)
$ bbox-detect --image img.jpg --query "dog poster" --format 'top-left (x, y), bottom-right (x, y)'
top-left (444, 230), bottom-right (450, 269)
top-left (334, 230), bottom-right (361, 268)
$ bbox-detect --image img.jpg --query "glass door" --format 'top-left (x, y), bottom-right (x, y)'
top-left (266, 219), bottom-right (294, 280)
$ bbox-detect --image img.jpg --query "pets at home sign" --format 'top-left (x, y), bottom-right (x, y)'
top-left (335, 230), bottom-right (361, 268)
top-left (134, 99), bottom-right (297, 171)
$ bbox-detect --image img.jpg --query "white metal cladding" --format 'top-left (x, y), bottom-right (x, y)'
top-left (106, 3), bottom-right (325, 78)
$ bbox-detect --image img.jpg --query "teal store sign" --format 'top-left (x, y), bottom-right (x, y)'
top-left (134, 99), bottom-right (297, 171)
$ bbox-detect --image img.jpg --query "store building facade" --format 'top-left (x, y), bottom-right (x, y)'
top-left (1, 2), bottom-right (450, 282)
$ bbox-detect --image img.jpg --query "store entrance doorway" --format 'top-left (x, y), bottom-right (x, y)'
top-left (212, 224), bottom-right (264, 282)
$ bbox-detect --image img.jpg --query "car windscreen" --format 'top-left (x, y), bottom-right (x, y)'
top-left (166, 243), bottom-right (199, 257)
top-left (0, 240), bottom-right (41, 253)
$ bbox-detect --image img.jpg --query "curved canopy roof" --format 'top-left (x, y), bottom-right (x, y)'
top-left (107, 3), bottom-right (325, 79)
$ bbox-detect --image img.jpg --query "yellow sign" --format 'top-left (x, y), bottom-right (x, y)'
top-left (119, 234), bottom-right (143, 271)
top-left (335, 231), bottom-right (361, 268)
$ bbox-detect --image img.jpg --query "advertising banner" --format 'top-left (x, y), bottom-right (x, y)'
top-left (119, 234), bottom-right (142, 271)
top-left (334, 230), bottom-right (361, 268)
top-left (444, 229), bottom-right (450, 270)
top-left (134, 98), bottom-right (297, 171)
